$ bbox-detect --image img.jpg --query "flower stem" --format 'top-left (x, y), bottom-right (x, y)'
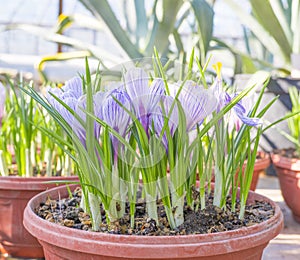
top-left (0, 150), bottom-right (8, 176)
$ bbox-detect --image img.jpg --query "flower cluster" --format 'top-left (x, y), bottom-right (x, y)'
top-left (43, 64), bottom-right (262, 230)
top-left (47, 68), bottom-right (259, 150)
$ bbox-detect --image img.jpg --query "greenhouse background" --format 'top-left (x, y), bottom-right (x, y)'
top-left (0, 0), bottom-right (250, 82)
top-left (0, 1), bottom-right (300, 259)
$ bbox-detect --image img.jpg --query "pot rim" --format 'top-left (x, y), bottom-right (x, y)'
top-left (23, 184), bottom-right (283, 258)
top-left (0, 175), bottom-right (78, 190)
top-left (271, 153), bottom-right (300, 173)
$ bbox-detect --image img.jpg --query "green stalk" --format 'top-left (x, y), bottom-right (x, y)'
top-left (25, 148), bottom-right (32, 177)
top-left (88, 191), bottom-right (102, 229)
top-left (239, 128), bottom-right (261, 219)
top-left (198, 142), bottom-right (206, 210)
top-left (129, 166), bottom-right (139, 228)
top-left (157, 158), bottom-right (176, 229)
top-left (0, 150), bottom-right (8, 176)
top-left (84, 57), bottom-right (105, 228)
top-left (213, 119), bottom-right (226, 208)
top-left (44, 148), bottom-right (53, 177)
top-left (172, 192), bottom-right (185, 227)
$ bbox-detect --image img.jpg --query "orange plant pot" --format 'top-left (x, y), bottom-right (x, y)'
top-left (24, 184), bottom-right (282, 260)
top-left (271, 153), bottom-right (300, 223)
top-left (0, 175), bottom-right (78, 258)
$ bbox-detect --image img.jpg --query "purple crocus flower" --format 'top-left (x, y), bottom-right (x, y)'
top-left (211, 77), bottom-right (261, 129)
top-left (171, 80), bottom-right (218, 131)
top-left (46, 77), bottom-right (83, 125)
top-left (47, 77), bottom-right (96, 145)
top-left (46, 78), bottom-right (81, 128)
top-left (0, 82), bottom-right (6, 127)
top-left (60, 77), bottom-right (83, 99)
top-left (232, 95), bottom-right (261, 129)
top-left (212, 80), bottom-right (261, 130)
top-left (101, 88), bottom-right (131, 153)
top-left (93, 91), bottom-right (106, 136)
top-left (73, 91), bottom-right (107, 145)
top-left (152, 96), bottom-right (179, 148)
top-left (124, 68), bottom-right (165, 132)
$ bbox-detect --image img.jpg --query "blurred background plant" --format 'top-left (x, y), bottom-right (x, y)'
top-left (276, 86), bottom-right (300, 156)
top-left (2, 0), bottom-right (217, 83)
top-left (0, 77), bottom-right (73, 177)
top-left (3, 0), bottom-right (300, 81)
top-left (222, 0), bottom-right (300, 76)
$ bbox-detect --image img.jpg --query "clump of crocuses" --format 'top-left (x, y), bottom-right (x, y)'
top-left (24, 59), bottom-right (270, 230)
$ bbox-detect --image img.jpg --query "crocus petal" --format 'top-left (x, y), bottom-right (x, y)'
top-left (62, 77), bottom-right (83, 99)
top-left (230, 95), bottom-right (261, 127)
top-left (46, 79), bottom-right (87, 144)
top-left (72, 96), bottom-right (88, 144)
top-left (172, 81), bottom-right (218, 131)
top-left (46, 87), bottom-right (63, 109)
top-left (125, 68), bottom-right (149, 99)
top-left (102, 88), bottom-right (131, 152)
top-left (152, 96), bottom-right (179, 149)
top-left (211, 75), bottom-right (225, 112)
top-left (125, 68), bottom-right (165, 131)
top-left (233, 101), bottom-right (246, 115)
top-left (213, 86), bottom-right (261, 129)
top-left (154, 96), bottom-right (179, 136)
top-left (60, 97), bottom-right (78, 126)
top-left (234, 108), bottom-right (262, 127)
top-left (150, 79), bottom-right (165, 96)
top-left (148, 79), bottom-right (165, 111)
top-left (93, 91), bottom-right (107, 138)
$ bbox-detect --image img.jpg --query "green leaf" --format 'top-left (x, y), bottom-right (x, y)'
top-left (79, 0), bottom-right (143, 59)
top-left (190, 0), bottom-right (214, 64)
top-left (291, 0), bottom-right (300, 53)
top-left (4, 23), bottom-right (120, 63)
top-left (37, 51), bottom-right (91, 82)
top-left (151, 0), bottom-right (183, 55)
top-left (134, 0), bottom-right (148, 40)
top-left (55, 14), bottom-right (104, 34)
top-left (250, 0), bottom-right (292, 61)
top-left (223, 0), bottom-right (290, 64)
top-left (213, 38), bottom-right (281, 74)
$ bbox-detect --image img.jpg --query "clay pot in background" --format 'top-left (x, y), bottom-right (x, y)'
top-left (271, 153), bottom-right (300, 223)
top-left (0, 175), bottom-right (78, 258)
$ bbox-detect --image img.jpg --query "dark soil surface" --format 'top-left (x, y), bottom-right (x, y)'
top-left (35, 187), bottom-right (275, 236)
top-left (273, 148), bottom-right (299, 159)
top-left (256, 151), bottom-right (269, 160)
top-left (8, 163), bottom-right (63, 177)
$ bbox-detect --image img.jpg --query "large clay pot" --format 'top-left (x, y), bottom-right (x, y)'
top-left (271, 153), bottom-right (300, 223)
top-left (24, 184), bottom-right (283, 260)
top-left (0, 176), bottom-right (78, 258)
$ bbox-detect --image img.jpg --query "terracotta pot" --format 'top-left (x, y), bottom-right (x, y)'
top-left (0, 175), bottom-right (78, 258)
top-left (271, 153), bottom-right (300, 223)
top-left (211, 151), bottom-right (270, 191)
top-left (24, 184), bottom-right (283, 260)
